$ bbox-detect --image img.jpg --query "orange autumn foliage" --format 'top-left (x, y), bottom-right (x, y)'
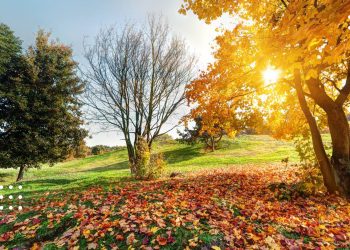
top-left (180, 0), bottom-right (350, 197)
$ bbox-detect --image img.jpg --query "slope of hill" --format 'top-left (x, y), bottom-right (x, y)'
top-left (0, 135), bottom-right (298, 197)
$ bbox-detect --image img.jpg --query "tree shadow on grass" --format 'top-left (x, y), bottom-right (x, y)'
top-left (0, 172), bottom-right (12, 182)
top-left (21, 178), bottom-right (74, 186)
top-left (79, 161), bottom-right (129, 173)
top-left (5, 162), bottom-right (131, 198)
top-left (11, 175), bottom-right (135, 200)
top-left (4, 178), bottom-right (81, 199)
top-left (163, 145), bottom-right (204, 165)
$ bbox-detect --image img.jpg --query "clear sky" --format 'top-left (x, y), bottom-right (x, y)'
top-left (0, 0), bottom-right (219, 146)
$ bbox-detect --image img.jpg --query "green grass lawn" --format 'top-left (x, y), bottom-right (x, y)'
top-left (0, 135), bottom-right (300, 198)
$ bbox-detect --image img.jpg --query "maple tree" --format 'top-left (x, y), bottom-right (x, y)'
top-left (184, 47), bottom-right (264, 151)
top-left (178, 117), bottom-right (228, 152)
top-left (180, 0), bottom-right (350, 198)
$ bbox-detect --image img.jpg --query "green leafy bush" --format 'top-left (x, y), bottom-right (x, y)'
top-left (293, 128), bottom-right (327, 194)
top-left (133, 137), bottom-right (165, 180)
top-left (90, 145), bottom-right (125, 155)
top-left (148, 153), bottom-right (166, 179)
top-left (154, 134), bottom-right (175, 145)
top-left (268, 182), bottom-right (314, 201)
top-left (134, 137), bottom-right (151, 179)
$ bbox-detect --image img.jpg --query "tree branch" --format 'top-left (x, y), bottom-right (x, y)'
top-left (280, 0), bottom-right (288, 8)
top-left (336, 62), bottom-right (350, 105)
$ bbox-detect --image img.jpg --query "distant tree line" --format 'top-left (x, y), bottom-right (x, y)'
top-left (90, 145), bottom-right (126, 156)
top-left (64, 143), bottom-right (126, 161)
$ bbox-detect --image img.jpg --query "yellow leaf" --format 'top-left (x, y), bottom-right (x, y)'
top-left (308, 38), bottom-right (321, 50)
top-left (151, 226), bottom-right (159, 234)
top-left (180, 201), bottom-right (187, 207)
top-left (305, 69), bottom-right (318, 80)
top-left (265, 236), bottom-right (280, 250)
top-left (30, 243), bottom-right (40, 250)
top-left (212, 246), bottom-right (221, 250)
top-left (83, 229), bottom-right (90, 238)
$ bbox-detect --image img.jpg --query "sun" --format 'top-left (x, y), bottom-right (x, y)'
top-left (263, 66), bottom-right (281, 84)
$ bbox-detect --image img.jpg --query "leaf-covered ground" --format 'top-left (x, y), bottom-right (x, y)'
top-left (1, 164), bottom-right (349, 249)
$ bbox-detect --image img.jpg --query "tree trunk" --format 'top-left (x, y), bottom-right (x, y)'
top-left (326, 106), bottom-right (350, 198)
top-left (147, 140), bottom-right (153, 152)
top-left (16, 165), bottom-right (25, 182)
top-left (124, 133), bottom-right (137, 176)
top-left (294, 70), bottom-right (339, 193)
top-left (129, 156), bottom-right (136, 176)
top-left (210, 136), bottom-right (215, 152)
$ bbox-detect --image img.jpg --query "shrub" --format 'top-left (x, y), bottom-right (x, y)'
top-left (268, 182), bottom-right (310, 201)
top-left (154, 134), bottom-right (175, 145)
top-left (134, 137), bottom-right (151, 179)
top-left (90, 145), bottom-right (126, 155)
top-left (133, 137), bottom-right (165, 180)
top-left (65, 141), bottom-right (90, 161)
top-left (293, 130), bottom-right (327, 194)
top-left (148, 153), bottom-right (166, 179)
top-left (91, 145), bottom-right (106, 155)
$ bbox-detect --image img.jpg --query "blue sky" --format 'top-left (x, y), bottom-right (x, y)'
top-left (0, 0), bottom-right (219, 146)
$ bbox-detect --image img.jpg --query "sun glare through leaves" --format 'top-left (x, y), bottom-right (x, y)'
top-left (263, 66), bottom-right (281, 85)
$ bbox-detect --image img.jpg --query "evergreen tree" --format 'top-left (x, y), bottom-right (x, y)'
top-left (0, 26), bottom-right (87, 181)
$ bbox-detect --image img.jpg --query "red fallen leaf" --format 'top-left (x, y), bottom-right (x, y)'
top-left (142, 236), bottom-right (150, 244)
top-left (100, 206), bottom-right (110, 215)
top-left (234, 238), bottom-right (245, 248)
top-left (32, 218), bottom-right (41, 225)
top-left (0, 219), bottom-right (7, 225)
top-left (335, 233), bottom-right (347, 241)
top-left (246, 225), bottom-right (253, 233)
top-left (156, 218), bottom-right (166, 228)
top-left (101, 221), bottom-right (112, 229)
top-left (139, 226), bottom-right (149, 234)
top-left (0, 232), bottom-right (11, 242)
top-left (157, 235), bottom-right (168, 246)
top-left (116, 234), bottom-right (124, 241)
top-left (126, 233), bottom-right (136, 245)
top-left (280, 239), bottom-right (287, 247)
top-left (167, 235), bottom-right (175, 243)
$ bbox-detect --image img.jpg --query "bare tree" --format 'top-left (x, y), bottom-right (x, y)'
top-left (83, 16), bottom-right (195, 174)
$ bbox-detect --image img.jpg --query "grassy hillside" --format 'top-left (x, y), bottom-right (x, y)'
top-left (1, 135), bottom-right (349, 250)
top-left (0, 135), bottom-right (298, 198)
